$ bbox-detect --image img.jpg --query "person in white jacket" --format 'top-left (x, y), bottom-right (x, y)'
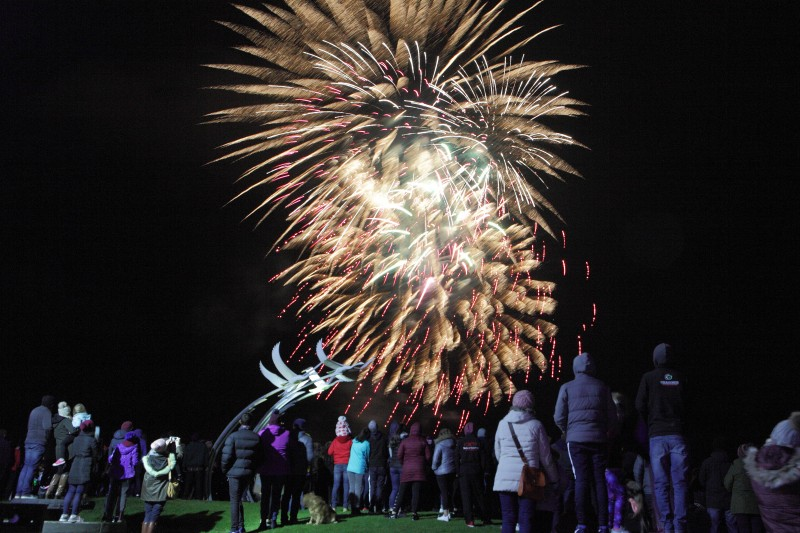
top-left (493, 390), bottom-right (559, 533)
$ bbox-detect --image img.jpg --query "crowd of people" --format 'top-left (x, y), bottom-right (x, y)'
top-left (1, 342), bottom-right (798, 533)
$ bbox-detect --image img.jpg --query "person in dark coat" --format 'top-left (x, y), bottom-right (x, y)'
top-left (222, 413), bottom-right (262, 533)
top-left (367, 419), bottom-right (389, 514)
top-left (554, 353), bottom-right (617, 533)
top-left (182, 433), bottom-right (208, 499)
top-left (390, 422), bottom-right (431, 520)
top-left (457, 422), bottom-right (491, 526)
top-left (635, 343), bottom-right (689, 533)
top-left (59, 420), bottom-right (98, 523)
top-left (0, 429), bottom-right (12, 500)
top-left (281, 426), bottom-right (309, 524)
top-left (698, 439), bottom-right (734, 533)
top-left (141, 438), bottom-right (177, 533)
top-left (744, 412), bottom-right (800, 533)
top-left (15, 394), bottom-right (57, 498)
top-left (387, 422), bottom-right (405, 511)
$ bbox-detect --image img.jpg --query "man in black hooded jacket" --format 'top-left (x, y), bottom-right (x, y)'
top-left (636, 343), bottom-right (688, 533)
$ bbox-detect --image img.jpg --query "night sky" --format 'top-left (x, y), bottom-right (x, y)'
top-left (2, 1), bottom-right (797, 460)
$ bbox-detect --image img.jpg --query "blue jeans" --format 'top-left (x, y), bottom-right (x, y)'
top-left (143, 501), bottom-right (164, 523)
top-left (62, 483), bottom-right (85, 516)
top-left (708, 508), bottom-right (738, 533)
top-left (498, 491), bottom-right (535, 533)
top-left (16, 442), bottom-right (45, 496)
top-left (389, 466), bottom-right (401, 509)
top-left (567, 441), bottom-right (609, 528)
top-left (650, 435), bottom-right (689, 532)
top-left (331, 464), bottom-right (350, 509)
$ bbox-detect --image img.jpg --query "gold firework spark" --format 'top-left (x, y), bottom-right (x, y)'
top-left (208, 0), bottom-right (585, 407)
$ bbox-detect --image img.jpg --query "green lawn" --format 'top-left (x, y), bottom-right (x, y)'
top-left (76, 498), bottom-right (500, 532)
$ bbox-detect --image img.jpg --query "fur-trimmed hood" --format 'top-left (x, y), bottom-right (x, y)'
top-left (744, 444), bottom-right (800, 489)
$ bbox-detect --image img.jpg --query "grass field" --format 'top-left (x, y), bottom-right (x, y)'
top-left (74, 498), bottom-right (500, 532)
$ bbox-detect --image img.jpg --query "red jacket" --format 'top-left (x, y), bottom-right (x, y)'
top-left (328, 436), bottom-right (353, 465)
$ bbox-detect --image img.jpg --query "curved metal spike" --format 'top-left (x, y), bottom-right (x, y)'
top-left (315, 339), bottom-right (343, 369)
top-left (272, 342), bottom-right (303, 382)
top-left (259, 360), bottom-right (287, 388)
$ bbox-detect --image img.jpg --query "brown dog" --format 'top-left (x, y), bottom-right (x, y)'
top-left (304, 492), bottom-right (337, 525)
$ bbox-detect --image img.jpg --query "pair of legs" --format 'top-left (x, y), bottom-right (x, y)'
top-left (460, 472), bottom-right (489, 524)
top-left (393, 480), bottom-right (423, 515)
top-left (649, 435), bottom-right (689, 532)
top-left (259, 474), bottom-right (286, 526)
top-left (347, 472), bottom-right (365, 512)
top-left (228, 476), bottom-right (251, 533)
top-left (280, 473), bottom-right (305, 523)
top-left (436, 473), bottom-right (455, 516)
top-left (498, 491), bottom-right (536, 533)
top-left (567, 441), bottom-right (609, 530)
top-left (16, 442), bottom-right (45, 496)
top-left (388, 466), bottom-right (401, 510)
top-left (330, 464), bottom-right (349, 509)
top-left (368, 466), bottom-right (386, 512)
top-left (143, 501), bottom-right (164, 531)
top-left (62, 483), bottom-right (86, 517)
top-left (103, 478), bottom-right (131, 520)
top-left (707, 507), bottom-right (737, 533)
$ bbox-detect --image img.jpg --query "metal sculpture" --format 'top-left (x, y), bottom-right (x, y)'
top-left (205, 340), bottom-right (372, 499)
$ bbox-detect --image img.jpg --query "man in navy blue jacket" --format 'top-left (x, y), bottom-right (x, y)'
top-left (554, 353), bottom-right (617, 533)
top-left (636, 343), bottom-right (688, 533)
top-left (222, 413), bottom-right (262, 533)
top-left (15, 395), bottom-right (57, 498)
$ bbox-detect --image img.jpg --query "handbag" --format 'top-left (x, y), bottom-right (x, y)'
top-left (166, 469), bottom-right (180, 499)
top-left (508, 422), bottom-right (546, 500)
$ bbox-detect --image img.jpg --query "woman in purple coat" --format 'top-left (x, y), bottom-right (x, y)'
top-left (102, 431), bottom-right (140, 523)
top-left (389, 422), bottom-right (431, 521)
top-left (258, 411), bottom-right (290, 529)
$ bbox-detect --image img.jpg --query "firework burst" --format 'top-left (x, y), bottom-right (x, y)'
top-left (208, 0), bottom-right (585, 407)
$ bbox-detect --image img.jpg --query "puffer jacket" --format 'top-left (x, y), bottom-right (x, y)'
top-left (109, 440), bottom-right (139, 480)
top-left (142, 451), bottom-right (176, 502)
top-left (744, 444), bottom-right (800, 532)
top-left (493, 409), bottom-right (558, 493)
top-left (432, 435), bottom-right (457, 476)
top-left (221, 425), bottom-right (261, 478)
top-left (554, 353), bottom-right (617, 443)
top-left (347, 438), bottom-right (370, 474)
top-left (67, 431), bottom-right (98, 485)
top-left (398, 423), bottom-right (430, 483)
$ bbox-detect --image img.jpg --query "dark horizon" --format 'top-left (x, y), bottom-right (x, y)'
top-left (1, 1), bottom-right (797, 461)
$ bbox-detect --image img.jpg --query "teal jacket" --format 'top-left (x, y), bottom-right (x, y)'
top-left (347, 438), bottom-right (371, 474)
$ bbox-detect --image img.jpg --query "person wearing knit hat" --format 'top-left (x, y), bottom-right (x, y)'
top-left (15, 395), bottom-right (58, 498)
top-left (493, 390), bottom-right (559, 532)
top-left (51, 402), bottom-right (74, 470)
top-left (59, 414), bottom-right (98, 523)
top-left (141, 434), bottom-right (177, 532)
top-left (554, 353), bottom-right (617, 533)
top-left (328, 416), bottom-right (353, 511)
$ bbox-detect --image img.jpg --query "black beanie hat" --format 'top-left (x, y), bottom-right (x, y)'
top-left (42, 395), bottom-right (57, 411)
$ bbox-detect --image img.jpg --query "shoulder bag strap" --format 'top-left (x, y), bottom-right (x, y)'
top-left (507, 422), bottom-right (530, 467)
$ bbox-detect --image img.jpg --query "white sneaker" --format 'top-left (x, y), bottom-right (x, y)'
top-left (437, 514), bottom-right (450, 522)
top-left (59, 514), bottom-right (70, 522)
top-left (68, 514), bottom-right (82, 523)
